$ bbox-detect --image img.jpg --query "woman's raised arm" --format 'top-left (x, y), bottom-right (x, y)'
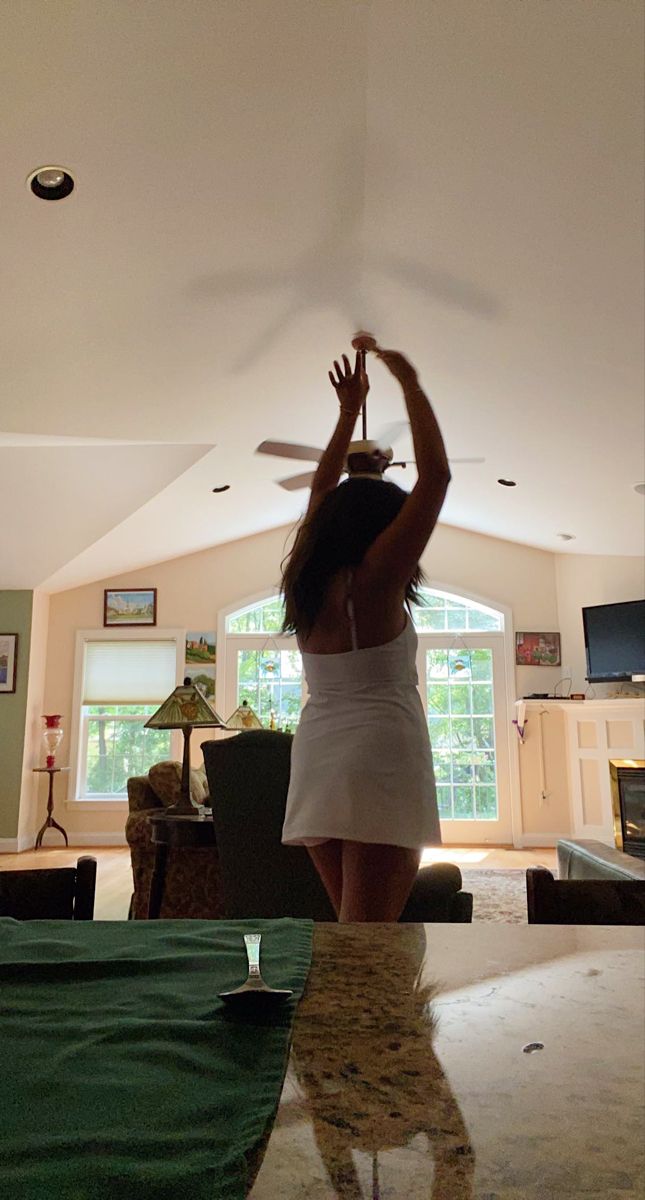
top-left (305, 351), bottom-right (368, 514)
top-left (361, 349), bottom-right (451, 589)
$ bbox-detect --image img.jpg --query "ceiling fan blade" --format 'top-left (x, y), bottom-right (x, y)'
top-left (390, 456), bottom-right (486, 468)
top-left (374, 421), bottom-right (409, 449)
top-left (277, 470), bottom-right (317, 491)
top-left (256, 440), bottom-right (323, 463)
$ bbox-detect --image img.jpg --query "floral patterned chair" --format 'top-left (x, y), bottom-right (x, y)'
top-left (126, 760), bottom-right (222, 919)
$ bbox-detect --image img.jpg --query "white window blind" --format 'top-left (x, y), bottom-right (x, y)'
top-left (82, 641), bottom-right (177, 704)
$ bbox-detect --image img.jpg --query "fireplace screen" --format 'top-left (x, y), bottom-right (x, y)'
top-left (610, 760), bottom-right (645, 860)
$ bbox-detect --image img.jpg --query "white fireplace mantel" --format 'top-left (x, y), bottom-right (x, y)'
top-left (520, 698), bottom-right (645, 845)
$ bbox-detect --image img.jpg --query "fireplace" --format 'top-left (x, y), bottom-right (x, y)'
top-left (610, 759), bottom-right (645, 860)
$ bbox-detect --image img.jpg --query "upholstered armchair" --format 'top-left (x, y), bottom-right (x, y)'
top-left (202, 730), bottom-right (473, 922)
top-left (126, 760), bottom-right (222, 919)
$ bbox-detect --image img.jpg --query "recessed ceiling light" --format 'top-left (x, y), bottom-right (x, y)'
top-left (557, 532), bottom-right (576, 541)
top-left (497, 478), bottom-right (516, 487)
top-left (634, 483), bottom-right (645, 495)
top-left (27, 165), bottom-right (75, 201)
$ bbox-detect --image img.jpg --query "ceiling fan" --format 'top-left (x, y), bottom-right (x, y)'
top-left (257, 399), bottom-right (485, 492)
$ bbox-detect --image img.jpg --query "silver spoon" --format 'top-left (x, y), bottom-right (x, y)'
top-left (219, 933), bottom-right (294, 1005)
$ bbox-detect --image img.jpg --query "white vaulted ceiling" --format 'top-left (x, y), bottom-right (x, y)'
top-left (1, 1), bottom-right (643, 591)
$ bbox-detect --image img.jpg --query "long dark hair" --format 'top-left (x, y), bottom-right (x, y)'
top-left (281, 477), bottom-right (425, 636)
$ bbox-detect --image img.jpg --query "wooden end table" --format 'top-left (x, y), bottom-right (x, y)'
top-left (147, 809), bottom-right (216, 919)
top-left (33, 767), bottom-right (70, 848)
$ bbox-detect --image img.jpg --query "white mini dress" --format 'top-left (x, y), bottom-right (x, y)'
top-left (281, 586), bottom-right (441, 851)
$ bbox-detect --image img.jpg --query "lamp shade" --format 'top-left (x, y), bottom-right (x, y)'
top-left (226, 699), bottom-right (263, 730)
top-left (144, 683), bottom-right (225, 730)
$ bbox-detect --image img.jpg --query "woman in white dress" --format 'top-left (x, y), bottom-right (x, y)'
top-left (281, 341), bottom-right (451, 920)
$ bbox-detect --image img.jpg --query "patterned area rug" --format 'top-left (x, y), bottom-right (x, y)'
top-left (461, 869), bottom-right (530, 923)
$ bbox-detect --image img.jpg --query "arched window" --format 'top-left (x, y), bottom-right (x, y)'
top-left (223, 596), bottom-right (301, 731)
top-left (221, 587), bottom-right (511, 841)
top-left (224, 588), bottom-right (503, 637)
top-left (412, 588), bottom-right (503, 633)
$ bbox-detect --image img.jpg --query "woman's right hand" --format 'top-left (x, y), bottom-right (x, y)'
top-left (328, 351), bottom-right (369, 417)
top-left (376, 348), bottom-right (419, 391)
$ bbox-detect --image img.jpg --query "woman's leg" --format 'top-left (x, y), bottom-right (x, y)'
top-left (339, 841), bottom-right (421, 922)
top-left (307, 840), bottom-right (343, 917)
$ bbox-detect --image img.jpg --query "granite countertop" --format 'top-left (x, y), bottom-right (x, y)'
top-left (250, 923), bottom-right (645, 1199)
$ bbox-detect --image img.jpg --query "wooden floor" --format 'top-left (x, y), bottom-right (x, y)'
top-left (0, 844), bottom-right (558, 921)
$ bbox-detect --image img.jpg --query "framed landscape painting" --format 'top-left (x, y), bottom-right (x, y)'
top-left (104, 589), bottom-right (157, 627)
top-left (185, 631), bottom-right (216, 665)
top-left (515, 631), bottom-right (561, 667)
top-left (0, 633), bottom-right (18, 693)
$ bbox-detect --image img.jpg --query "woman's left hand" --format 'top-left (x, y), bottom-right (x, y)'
top-left (328, 351), bottom-right (369, 417)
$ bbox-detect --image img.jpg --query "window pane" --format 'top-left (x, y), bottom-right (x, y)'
top-left (473, 717), bottom-right (495, 749)
top-left (470, 649), bottom-right (493, 681)
top-left (454, 786), bottom-right (475, 818)
top-left (475, 786), bottom-right (497, 819)
top-left (421, 607), bottom-right (447, 631)
top-left (427, 716), bottom-right (452, 749)
top-left (83, 708), bottom-right (171, 796)
top-left (413, 607), bottom-right (435, 631)
top-left (427, 683), bottom-right (449, 715)
top-left (467, 608), bottom-right (502, 631)
top-left (451, 718), bottom-right (474, 749)
top-left (471, 684), bottom-right (493, 715)
top-left (433, 752), bottom-right (452, 783)
top-left (227, 596), bottom-right (287, 634)
top-left (427, 650), bottom-right (449, 679)
top-left (452, 751), bottom-right (474, 784)
top-left (448, 685), bottom-right (470, 715)
top-left (474, 755), bottom-right (497, 785)
top-left (446, 604), bottom-right (467, 630)
top-left (282, 650), bottom-right (302, 679)
top-left (436, 785), bottom-right (453, 818)
top-left (412, 589), bottom-right (502, 632)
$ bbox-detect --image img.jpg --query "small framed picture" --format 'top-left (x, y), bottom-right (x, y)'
top-left (104, 589), bottom-right (157, 627)
top-left (0, 633), bottom-right (18, 693)
top-left (515, 631), bottom-right (561, 667)
top-left (185, 631), bottom-right (216, 665)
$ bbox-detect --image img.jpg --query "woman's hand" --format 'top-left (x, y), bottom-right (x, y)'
top-left (376, 348), bottom-right (419, 391)
top-left (328, 351), bottom-right (369, 417)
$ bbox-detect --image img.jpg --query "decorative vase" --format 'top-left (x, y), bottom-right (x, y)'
top-left (42, 714), bottom-right (64, 769)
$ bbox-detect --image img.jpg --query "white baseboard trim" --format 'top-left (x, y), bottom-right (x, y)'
top-left (0, 834), bottom-right (36, 853)
top-left (1, 832), bottom-right (127, 851)
top-left (67, 833), bottom-right (128, 847)
top-left (515, 833), bottom-right (563, 848)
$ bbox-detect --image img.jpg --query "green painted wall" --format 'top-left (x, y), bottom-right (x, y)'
top-left (0, 591), bottom-right (33, 839)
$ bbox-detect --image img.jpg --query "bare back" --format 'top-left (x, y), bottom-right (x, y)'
top-left (298, 568), bottom-right (406, 654)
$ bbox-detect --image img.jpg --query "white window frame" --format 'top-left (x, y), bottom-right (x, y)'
top-left (67, 627), bottom-right (185, 808)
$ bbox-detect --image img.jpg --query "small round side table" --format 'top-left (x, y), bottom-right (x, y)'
top-left (33, 767), bottom-right (70, 848)
top-left (147, 810), bottom-right (216, 919)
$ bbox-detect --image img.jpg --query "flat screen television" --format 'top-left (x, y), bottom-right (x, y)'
top-left (583, 599), bottom-right (645, 682)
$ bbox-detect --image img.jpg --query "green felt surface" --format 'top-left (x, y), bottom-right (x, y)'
top-left (0, 918), bottom-right (313, 1200)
